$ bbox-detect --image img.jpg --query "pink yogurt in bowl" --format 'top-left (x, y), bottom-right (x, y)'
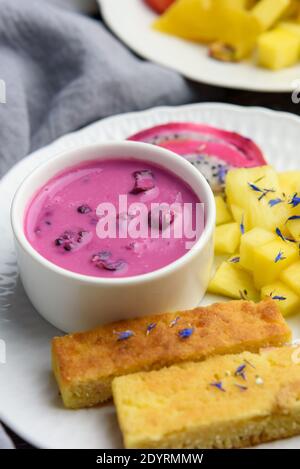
top-left (24, 159), bottom-right (201, 278)
top-left (11, 142), bottom-right (215, 332)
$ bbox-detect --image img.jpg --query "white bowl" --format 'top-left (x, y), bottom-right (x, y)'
top-left (11, 141), bottom-right (215, 332)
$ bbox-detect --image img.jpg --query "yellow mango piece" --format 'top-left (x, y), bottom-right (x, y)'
top-left (261, 281), bottom-right (300, 317)
top-left (279, 170), bottom-right (300, 194)
top-left (281, 260), bottom-right (300, 293)
top-left (253, 239), bottom-right (299, 289)
top-left (252, 0), bottom-right (290, 31)
top-left (215, 195), bottom-right (232, 225)
top-left (287, 217), bottom-right (300, 241)
top-left (214, 222), bottom-right (241, 254)
top-left (279, 21), bottom-right (300, 39)
top-left (208, 261), bottom-right (259, 301)
top-left (154, 0), bottom-right (261, 59)
top-left (240, 227), bottom-right (276, 271)
top-left (257, 29), bottom-right (300, 70)
top-left (226, 166), bottom-right (291, 233)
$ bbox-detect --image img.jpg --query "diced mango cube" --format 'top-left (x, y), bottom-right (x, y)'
top-left (261, 281), bottom-right (300, 316)
top-left (252, 0), bottom-right (290, 31)
top-left (215, 195), bottom-right (232, 225)
top-left (208, 261), bottom-right (259, 301)
top-left (280, 261), bottom-right (300, 294)
top-left (257, 29), bottom-right (300, 70)
top-left (226, 166), bottom-right (291, 232)
top-left (253, 239), bottom-right (299, 289)
top-left (240, 227), bottom-right (276, 271)
top-left (215, 222), bottom-right (241, 254)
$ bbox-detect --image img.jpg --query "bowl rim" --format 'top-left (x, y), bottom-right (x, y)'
top-left (11, 141), bottom-right (215, 286)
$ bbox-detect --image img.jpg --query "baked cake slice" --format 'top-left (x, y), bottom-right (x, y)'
top-left (52, 299), bottom-right (290, 408)
top-left (112, 345), bottom-right (300, 448)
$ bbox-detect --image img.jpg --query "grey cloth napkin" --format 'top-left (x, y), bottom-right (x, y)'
top-left (0, 0), bottom-right (200, 178)
top-left (0, 0), bottom-right (202, 448)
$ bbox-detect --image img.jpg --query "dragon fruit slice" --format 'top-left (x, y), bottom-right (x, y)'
top-left (128, 123), bottom-right (266, 192)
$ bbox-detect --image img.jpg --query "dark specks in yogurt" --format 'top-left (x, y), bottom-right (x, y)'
top-left (77, 204), bottom-right (92, 214)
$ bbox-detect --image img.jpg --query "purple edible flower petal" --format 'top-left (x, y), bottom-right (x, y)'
top-left (248, 182), bottom-right (275, 201)
top-left (289, 193), bottom-right (300, 208)
top-left (275, 227), bottom-right (295, 243)
top-left (146, 322), bottom-right (157, 336)
top-left (235, 364), bottom-right (247, 380)
top-left (248, 182), bottom-right (263, 193)
top-left (271, 295), bottom-right (287, 301)
top-left (286, 215), bottom-right (300, 223)
top-left (269, 198), bottom-right (283, 207)
top-left (178, 327), bottom-right (194, 339)
top-left (210, 381), bottom-right (226, 392)
top-left (217, 166), bottom-right (228, 184)
top-left (114, 330), bottom-right (134, 341)
top-left (240, 216), bottom-right (245, 235)
top-left (229, 256), bottom-right (240, 264)
top-left (275, 250), bottom-right (286, 263)
top-left (130, 170), bottom-right (155, 194)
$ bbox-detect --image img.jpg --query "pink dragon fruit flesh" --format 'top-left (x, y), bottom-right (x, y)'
top-left (128, 123), bottom-right (266, 192)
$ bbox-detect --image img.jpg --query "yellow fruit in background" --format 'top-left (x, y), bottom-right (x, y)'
top-left (252, 0), bottom-right (291, 31)
top-left (208, 261), bottom-right (259, 301)
top-left (226, 166), bottom-right (291, 232)
top-left (257, 29), bottom-right (300, 70)
top-left (278, 170), bottom-right (300, 194)
top-left (281, 261), bottom-right (300, 294)
top-left (253, 239), bottom-right (299, 289)
top-left (215, 195), bottom-right (232, 225)
top-left (214, 222), bottom-right (241, 254)
top-left (261, 281), bottom-right (300, 317)
top-left (154, 0), bottom-right (261, 59)
top-left (239, 227), bottom-right (276, 271)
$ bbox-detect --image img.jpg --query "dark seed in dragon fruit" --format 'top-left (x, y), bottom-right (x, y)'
top-left (130, 170), bottom-right (155, 194)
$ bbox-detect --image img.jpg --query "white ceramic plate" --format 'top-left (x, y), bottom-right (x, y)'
top-left (98, 0), bottom-right (300, 92)
top-left (1, 103), bottom-right (300, 449)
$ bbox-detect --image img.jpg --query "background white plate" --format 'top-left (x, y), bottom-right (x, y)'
top-left (1, 103), bottom-right (300, 449)
top-left (99, 0), bottom-right (300, 92)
